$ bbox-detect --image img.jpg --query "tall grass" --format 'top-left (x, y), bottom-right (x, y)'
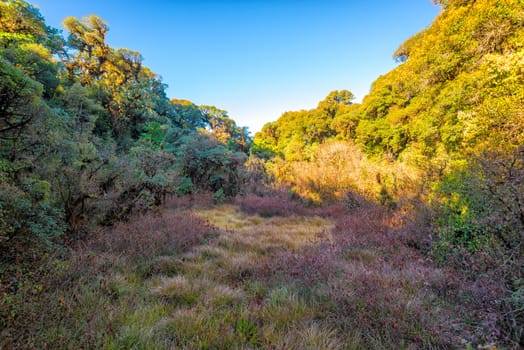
top-left (0, 208), bottom-right (217, 349)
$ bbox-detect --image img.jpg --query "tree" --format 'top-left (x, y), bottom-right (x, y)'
top-left (175, 132), bottom-right (247, 196)
top-left (0, 0), bottom-right (64, 53)
top-left (62, 15), bottom-right (110, 84)
top-left (253, 90), bottom-right (356, 161)
top-left (171, 99), bottom-right (207, 129)
top-left (0, 58), bottom-right (43, 143)
top-left (0, 2), bottom-right (252, 262)
top-left (199, 105), bottom-right (252, 152)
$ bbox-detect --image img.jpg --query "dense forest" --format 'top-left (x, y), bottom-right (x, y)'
top-left (1, 0), bottom-right (523, 348)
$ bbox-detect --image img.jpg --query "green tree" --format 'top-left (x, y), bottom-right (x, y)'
top-left (62, 15), bottom-right (110, 84)
top-left (0, 0), bottom-right (64, 53)
top-left (253, 90), bottom-right (356, 161)
top-left (0, 58), bottom-right (44, 143)
top-left (200, 105), bottom-right (251, 152)
top-left (176, 132), bottom-right (247, 196)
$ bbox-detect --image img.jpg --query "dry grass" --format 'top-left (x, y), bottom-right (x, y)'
top-left (198, 205), bottom-right (333, 252)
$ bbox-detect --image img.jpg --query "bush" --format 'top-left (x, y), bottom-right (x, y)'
top-left (235, 194), bottom-right (309, 217)
top-left (430, 148), bottom-right (524, 346)
top-left (0, 181), bottom-right (65, 263)
top-left (175, 133), bottom-right (248, 197)
top-left (213, 188), bottom-right (225, 204)
top-left (163, 193), bottom-right (215, 210)
top-left (266, 140), bottom-right (421, 206)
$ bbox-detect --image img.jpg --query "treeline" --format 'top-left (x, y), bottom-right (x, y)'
top-left (255, 0), bottom-right (523, 341)
top-left (0, 0), bottom-right (251, 261)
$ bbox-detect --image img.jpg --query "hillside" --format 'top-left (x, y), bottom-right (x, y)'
top-left (254, 0), bottom-right (523, 270)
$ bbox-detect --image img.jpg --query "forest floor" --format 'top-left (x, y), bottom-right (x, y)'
top-left (2, 197), bottom-right (494, 349)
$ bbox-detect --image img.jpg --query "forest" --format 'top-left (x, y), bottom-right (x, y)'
top-left (0, 0), bottom-right (522, 348)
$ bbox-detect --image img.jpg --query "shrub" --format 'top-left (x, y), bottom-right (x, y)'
top-left (0, 180), bottom-right (66, 263)
top-left (265, 140), bottom-right (422, 205)
top-left (430, 149), bottom-right (524, 345)
top-left (235, 194), bottom-right (309, 217)
top-left (163, 193), bottom-right (215, 210)
top-left (214, 188), bottom-right (225, 204)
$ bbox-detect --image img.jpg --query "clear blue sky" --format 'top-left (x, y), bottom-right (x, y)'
top-left (32, 0), bottom-right (441, 133)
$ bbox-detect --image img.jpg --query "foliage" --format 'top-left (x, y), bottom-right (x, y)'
top-left (1, 0), bottom-right (523, 347)
top-left (0, 57), bottom-right (44, 138)
top-left (265, 140), bottom-right (421, 205)
top-left (175, 132), bottom-right (248, 197)
top-left (253, 90), bottom-right (355, 161)
top-left (199, 105), bottom-right (252, 152)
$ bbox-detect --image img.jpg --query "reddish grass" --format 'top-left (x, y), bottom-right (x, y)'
top-left (313, 203), bottom-right (350, 219)
top-left (3, 194), bottom-right (519, 348)
top-left (258, 243), bottom-right (338, 287)
top-left (331, 204), bottom-right (524, 347)
top-left (235, 190), bottom-right (373, 220)
top-left (325, 207), bottom-right (458, 346)
top-left (249, 200), bottom-right (519, 347)
top-left (0, 207), bottom-right (219, 349)
top-left (93, 210), bottom-right (217, 260)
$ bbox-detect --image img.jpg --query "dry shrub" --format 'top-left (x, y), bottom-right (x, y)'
top-left (235, 194), bottom-right (310, 217)
top-left (164, 192), bottom-right (215, 210)
top-left (268, 140), bottom-right (422, 205)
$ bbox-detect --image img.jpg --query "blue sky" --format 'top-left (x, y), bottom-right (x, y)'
top-left (32, 0), bottom-right (441, 133)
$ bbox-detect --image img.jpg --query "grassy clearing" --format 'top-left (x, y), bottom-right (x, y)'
top-left (1, 202), bottom-right (500, 348)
